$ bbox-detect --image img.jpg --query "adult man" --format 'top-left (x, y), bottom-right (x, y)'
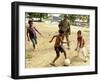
top-left (58, 15), bottom-right (71, 49)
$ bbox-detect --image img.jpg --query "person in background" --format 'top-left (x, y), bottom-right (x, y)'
top-left (58, 15), bottom-right (71, 49)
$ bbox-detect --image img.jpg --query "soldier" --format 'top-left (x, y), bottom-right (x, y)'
top-left (58, 15), bottom-right (71, 49)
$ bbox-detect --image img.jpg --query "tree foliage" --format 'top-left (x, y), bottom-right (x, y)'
top-left (26, 13), bottom-right (48, 22)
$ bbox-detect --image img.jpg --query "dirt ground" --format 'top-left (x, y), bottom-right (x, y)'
top-left (25, 22), bottom-right (90, 68)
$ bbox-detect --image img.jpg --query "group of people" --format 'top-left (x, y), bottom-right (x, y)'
top-left (27, 15), bottom-right (87, 66)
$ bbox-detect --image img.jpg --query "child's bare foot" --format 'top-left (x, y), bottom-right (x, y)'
top-left (83, 59), bottom-right (87, 62)
top-left (67, 47), bottom-right (70, 50)
top-left (50, 63), bottom-right (56, 66)
top-left (83, 58), bottom-right (88, 63)
top-left (84, 60), bottom-right (87, 63)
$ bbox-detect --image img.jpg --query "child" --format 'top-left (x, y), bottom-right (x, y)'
top-left (49, 30), bottom-right (67, 66)
top-left (27, 20), bottom-right (42, 50)
top-left (75, 30), bottom-right (87, 62)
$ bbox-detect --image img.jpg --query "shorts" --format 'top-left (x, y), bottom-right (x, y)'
top-left (54, 45), bottom-right (65, 53)
top-left (30, 37), bottom-right (37, 45)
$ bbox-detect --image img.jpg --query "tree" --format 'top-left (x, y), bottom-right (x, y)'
top-left (26, 13), bottom-right (48, 22)
top-left (68, 15), bottom-right (77, 24)
top-left (59, 14), bottom-right (77, 24)
top-left (59, 14), bottom-right (89, 26)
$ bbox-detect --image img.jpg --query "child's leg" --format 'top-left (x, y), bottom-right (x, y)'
top-left (81, 47), bottom-right (87, 62)
top-left (63, 50), bottom-right (67, 59)
top-left (82, 47), bottom-right (86, 57)
top-left (34, 37), bottom-right (37, 44)
top-left (76, 47), bottom-right (80, 56)
top-left (31, 38), bottom-right (36, 49)
top-left (52, 48), bottom-right (60, 63)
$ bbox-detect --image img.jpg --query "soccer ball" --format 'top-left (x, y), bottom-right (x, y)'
top-left (64, 58), bottom-right (71, 66)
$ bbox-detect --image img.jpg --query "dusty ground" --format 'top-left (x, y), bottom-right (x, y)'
top-left (25, 22), bottom-right (90, 68)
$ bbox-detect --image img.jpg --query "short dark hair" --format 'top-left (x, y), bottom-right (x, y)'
top-left (64, 15), bottom-right (68, 18)
top-left (28, 20), bottom-right (33, 24)
top-left (59, 30), bottom-right (64, 34)
top-left (77, 30), bottom-right (81, 34)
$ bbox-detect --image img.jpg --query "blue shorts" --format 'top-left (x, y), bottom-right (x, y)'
top-left (31, 37), bottom-right (37, 45)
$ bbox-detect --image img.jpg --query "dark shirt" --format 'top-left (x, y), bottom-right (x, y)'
top-left (27, 27), bottom-right (37, 38)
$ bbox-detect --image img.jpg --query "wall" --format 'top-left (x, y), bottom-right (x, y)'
top-left (0, 0), bottom-right (99, 81)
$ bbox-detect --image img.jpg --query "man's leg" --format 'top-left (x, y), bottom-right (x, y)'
top-left (65, 31), bottom-right (70, 49)
top-left (61, 46), bottom-right (67, 59)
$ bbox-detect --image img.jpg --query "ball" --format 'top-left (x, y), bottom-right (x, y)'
top-left (64, 58), bottom-right (71, 66)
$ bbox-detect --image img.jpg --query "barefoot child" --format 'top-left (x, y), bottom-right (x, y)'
top-left (75, 30), bottom-right (87, 62)
top-left (27, 20), bottom-right (42, 50)
top-left (49, 30), bottom-right (67, 66)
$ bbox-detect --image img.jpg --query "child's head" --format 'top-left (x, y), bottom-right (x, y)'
top-left (28, 20), bottom-right (33, 27)
top-left (77, 30), bottom-right (82, 37)
top-left (59, 30), bottom-right (64, 36)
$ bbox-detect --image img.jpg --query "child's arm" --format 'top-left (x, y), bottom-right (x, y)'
top-left (34, 27), bottom-right (43, 37)
top-left (27, 29), bottom-right (30, 41)
top-left (49, 35), bottom-right (56, 43)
